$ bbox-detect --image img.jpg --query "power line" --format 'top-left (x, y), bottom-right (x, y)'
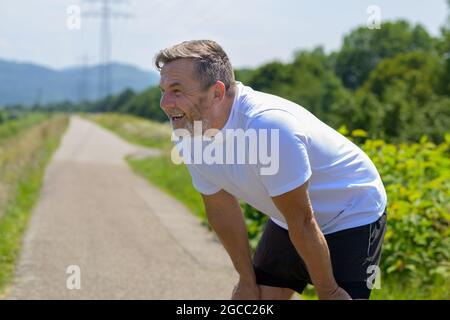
top-left (83, 0), bottom-right (133, 109)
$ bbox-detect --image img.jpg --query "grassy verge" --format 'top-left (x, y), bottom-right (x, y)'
top-left (0, 114), bottom-right (68, 296)
top-left (82, 112), bottom-right (172, 149)
top-left (0, 113), bottom-right (50, 143)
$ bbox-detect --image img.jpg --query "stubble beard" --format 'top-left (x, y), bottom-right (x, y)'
top-left (184, 117), bottom-right (210, 137)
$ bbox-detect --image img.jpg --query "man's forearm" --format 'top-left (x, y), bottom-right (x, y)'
top-left (287, 217), bottom-right (338, 296)
top-left (271, 182), bottom-right (342, 298)
top-left (206, 204), bottom-right (255, 283)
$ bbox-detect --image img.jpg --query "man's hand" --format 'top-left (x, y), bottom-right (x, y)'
top-left (231, 279), bottom-right (260, 300)
top-left (317, 286), bottom-right (352, 300)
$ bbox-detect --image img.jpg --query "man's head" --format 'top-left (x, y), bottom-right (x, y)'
top-left (155, 40), bottom-right (236, 134)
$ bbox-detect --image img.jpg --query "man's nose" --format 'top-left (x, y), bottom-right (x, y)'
top-left (160, 93), bottom-right (175, 110)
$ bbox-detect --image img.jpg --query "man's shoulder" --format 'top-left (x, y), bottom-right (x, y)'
top-left (241, 103), bottom-right (309, 137)
top-left (235, 84), bottom-right (320, 141)
top-left (237, 88), bottom-right (294, 124)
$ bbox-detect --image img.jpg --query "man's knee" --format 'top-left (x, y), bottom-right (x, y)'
top-left (258, 285), bottom-right (294, 300)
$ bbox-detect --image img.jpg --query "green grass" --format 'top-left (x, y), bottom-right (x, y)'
top-left (0, 113), bottom-right (50, 143)
top-left (128, 155), bottom-right (206, 220)
top-left (0, 115), bottom-right (68, 296)
top-left (297, 278), bottom-right (450, 300)
top-left (82, 112), bottom-right (172, 149)
top-left (370, 277), bottom-right (450, 300)
top-left (0, 165), bottom-right (46, 293)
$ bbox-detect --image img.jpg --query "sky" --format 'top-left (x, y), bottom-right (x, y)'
top-left (0, 0), bottom-right (448, 71)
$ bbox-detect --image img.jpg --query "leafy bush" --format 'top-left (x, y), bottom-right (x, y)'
top-left (361, 133), bottom-right (449, 287)
top-left (243, 130), bottom-right (450, 293)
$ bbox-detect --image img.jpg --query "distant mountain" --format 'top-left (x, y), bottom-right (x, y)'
top-left (0, 59), bottom-right (160, 106)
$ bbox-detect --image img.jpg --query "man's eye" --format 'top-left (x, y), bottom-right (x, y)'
top-left (174, 90), bottom-right (182, 96)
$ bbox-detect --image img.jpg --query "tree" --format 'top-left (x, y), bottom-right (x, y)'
top-left (436, 0), bottom-right (450, 95)
top-left (234, 68), bottom-right (256, 85)
top-left (121, 86), bottom-right (166, 122)
top-left (334, 20), bottom-right (436, 90)
top-left (112, 88), bottom-right (135, 112)
top-left (245, 48), bottom-right (356, 129)
top-left (356, 51), bottom-right (449, 142)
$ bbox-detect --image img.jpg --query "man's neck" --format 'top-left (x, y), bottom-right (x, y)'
top-left (212, 88), bottom-right (236, 131)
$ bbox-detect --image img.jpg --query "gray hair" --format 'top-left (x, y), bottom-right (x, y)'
top-left (154, 40), bottom-right (235, 95)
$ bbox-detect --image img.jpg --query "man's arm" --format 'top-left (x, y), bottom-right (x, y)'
top-left (271, 181), bottom-right (351, 300)
top-left (202, 190), bottom-right (259, 299)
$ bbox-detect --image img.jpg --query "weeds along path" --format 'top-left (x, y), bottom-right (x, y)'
top-left (8, 116), bottom-right (236, 299)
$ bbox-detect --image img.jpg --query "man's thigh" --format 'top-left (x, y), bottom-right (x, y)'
top-left (253, 219), bottom-right (310, 294)
top-left (252, 212), bottom-right (387, 299)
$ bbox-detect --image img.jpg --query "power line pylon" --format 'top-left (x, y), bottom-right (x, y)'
top-left (83, 0), bottom-right (132, 109)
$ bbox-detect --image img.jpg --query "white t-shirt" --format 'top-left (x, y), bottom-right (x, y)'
top-left (180, 82), bottom-right (387, 235)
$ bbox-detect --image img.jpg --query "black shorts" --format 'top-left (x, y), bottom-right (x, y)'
top-left (253, 210), bottom-right (387, 299)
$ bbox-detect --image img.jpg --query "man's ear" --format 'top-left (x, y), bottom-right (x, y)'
top-left (212, 81), bottom-right (226, 102)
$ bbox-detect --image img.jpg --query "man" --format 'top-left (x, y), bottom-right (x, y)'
top-left (155, 40), bottom-right (387, 300)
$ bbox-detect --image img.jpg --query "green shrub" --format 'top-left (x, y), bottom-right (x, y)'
top-left (242, 130), bottom-right (450, 297)
top-left (361, 133), bottom-right (449, 288)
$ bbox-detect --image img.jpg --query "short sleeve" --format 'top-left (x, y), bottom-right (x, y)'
top-left (186, 164), bottom-right (221, 195)
top-left (248, 110), bottom-right (312, 197)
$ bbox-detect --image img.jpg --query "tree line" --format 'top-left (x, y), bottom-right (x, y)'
top-left (32, 17), bottom-right (450, 143)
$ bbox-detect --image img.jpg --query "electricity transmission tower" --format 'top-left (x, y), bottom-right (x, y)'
top-left (77, 54), bottom-right (90, 104)
top-left (83, 0), bottom-right (132, 109)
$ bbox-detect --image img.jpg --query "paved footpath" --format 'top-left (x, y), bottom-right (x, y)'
top-left (7, 116), bottom-right (236, 299)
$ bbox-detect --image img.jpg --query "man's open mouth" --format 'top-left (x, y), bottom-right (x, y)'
top-left (170, 113), bottom-right (185, 121)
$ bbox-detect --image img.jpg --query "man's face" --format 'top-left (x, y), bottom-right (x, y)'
top-left (159, 59), bottom-right (212, 134)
